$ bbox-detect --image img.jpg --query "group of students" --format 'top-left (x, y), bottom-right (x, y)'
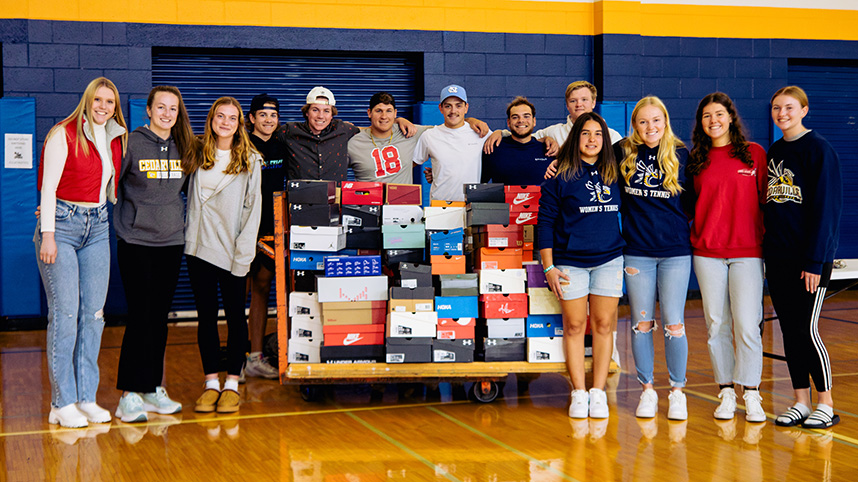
top-left (34, 75), bottom-right (842, 432)
top-left (538, 87), bottom-right (842, 429)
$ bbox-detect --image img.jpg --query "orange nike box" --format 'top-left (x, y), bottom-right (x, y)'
top-left (386, 183), bottom-right (422, 205)
top-left (323, 323), bottom-right (385, 346)
top-left (320, 300), bottom-right (387, 325)
top-left (431, 254), bottom-right (467, 274)
top-left (341, 181), bottom-right (384, 205)
top-left (480, 293), bottom-right (529, 319)
top-left (504, 185), bottom-right (541, 206)
top-left (430, 200), bottom-right (466, 207)
top-left (522, 248), bottom-right (533, 262)
top-left (436, 317), bottom-right (476, 340)
top-left (476, 247), bottom-right (523, 270)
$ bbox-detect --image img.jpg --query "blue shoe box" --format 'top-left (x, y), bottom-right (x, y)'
top-left (291, 249), bottom-right (358, 270)
top-left (324, 255), bottom-right (382, 277)
top-left (526, 314), bottom-right (564, 337)
top-left (429, 228), bottom-right (464, 255)
top-left (435, 296), bottom-right (479, 319)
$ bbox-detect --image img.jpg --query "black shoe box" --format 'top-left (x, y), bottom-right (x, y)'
top-left (466, 203), bottom-right (511, 226)
top-left (320, 344), bottom-right (385, 363)
top-left (433, 338), bottom-right (475, 363)
top-left (290, 203), bottom-right (340, 226)
top-left (383, 249), bottom-right (426, 267)
top-left (385, 337), bottom-right (433, 363)
top-left (478, 337), bottom-right (527, 362)
top-left (396, 262), bottom-right (433, 287)
top-left (464, 183), bottom-right (505, 203)
top-left (288, 180), bottom-right (336, 204)
top-left (345, 226), bottom-right (382, 249)
top-left (292, 269), bottom-right (323, 292)
top-left (342, 204), bottom-right (381, 228)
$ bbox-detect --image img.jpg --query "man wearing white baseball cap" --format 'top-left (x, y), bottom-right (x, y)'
top-left (412, 84), bottom-right (489, 201)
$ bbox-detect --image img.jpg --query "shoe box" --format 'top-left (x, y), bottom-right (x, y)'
top-left (290, 226), bottom-right (346, 252)
top-left (479, 337), bottom-right (527, 362)
top-left (526, 314), bottom-right (564, 337)
top-left (479, 269), bottom-right (527, 294)
top-left (385, 183), bottom-right (422, 205)
top-left (433, 338), bottom-right (475, 363)
top-left (385, 337), bottom-right (433, 363)
top-left (320, 300), bottom-right (387, 325)
top-left (316, 275), bottom-right (388, 302)
top-left (387, 311), bottom-right (438, 338)
top-left (341, 181), bottom-right (384, 205)
top-left (527, 337), bottom-right (565, 363)
top-left (436, 317), bottom-right (476, 340)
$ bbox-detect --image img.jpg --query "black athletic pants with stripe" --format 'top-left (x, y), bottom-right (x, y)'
top-left (765, 260), bottom-right (834, 393)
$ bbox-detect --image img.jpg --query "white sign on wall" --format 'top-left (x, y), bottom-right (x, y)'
top-left (4, 134), bottom-right (33, 169)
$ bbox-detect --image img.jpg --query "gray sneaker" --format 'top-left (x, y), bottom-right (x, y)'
top-left (245, 353), bottom-right (279, 379)
top-left (141, 387), bottom-right (182, 415)
top-left (116, 392), bottom-right (148, 423)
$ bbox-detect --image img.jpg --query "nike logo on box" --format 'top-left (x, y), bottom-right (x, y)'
top-left (513, 194), bottom-right (534, 205)
top-left (343, 334), bottom-right (363, 345)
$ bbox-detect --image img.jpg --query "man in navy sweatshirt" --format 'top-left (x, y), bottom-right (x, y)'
top-left (481, 96), bottom-right (554, 186)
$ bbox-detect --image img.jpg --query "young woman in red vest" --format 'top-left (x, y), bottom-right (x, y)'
top-left (35, 77), bottom-right (128, 428)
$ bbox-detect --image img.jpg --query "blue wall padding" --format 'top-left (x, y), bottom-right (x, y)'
top-left (0, 98), bottom-right (41, 317)
top-left (129, 99), bottom-right (147, 131)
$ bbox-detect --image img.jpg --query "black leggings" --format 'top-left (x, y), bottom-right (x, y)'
top-left (187, 255), bottom-right (248, 377)
top-left (116, 241), bottom-right (183, 393)
top-left (765, 259), bottom-right (833, 392)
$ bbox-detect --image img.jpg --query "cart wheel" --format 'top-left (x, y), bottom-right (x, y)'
top-left (471, 381), bottom-right (499, 403)
top-left (300, 385), bottom-right (320, 402)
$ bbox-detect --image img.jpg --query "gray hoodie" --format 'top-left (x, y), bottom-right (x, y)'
top-left (114, 126), bottom-right (186, 246)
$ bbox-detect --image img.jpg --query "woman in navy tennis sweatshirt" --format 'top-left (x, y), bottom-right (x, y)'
top-left (538, 112), bottom-right (624, 420)
top-left (616, 96), bottom-right (692, 421)
top-left (765, 86), bottom-right (843, 429)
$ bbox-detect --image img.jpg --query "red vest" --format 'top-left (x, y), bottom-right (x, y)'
top-left (37, 119), bottom-right (123, 203)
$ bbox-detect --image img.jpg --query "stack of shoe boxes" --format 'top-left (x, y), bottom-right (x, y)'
top-left (524, 264), bottom-right (565, 362)
top-left (287, 291), bottom-right (322, 363)
top-left (318, 271), bottom-right (388, 363)
top-left (382, 184), bottom-right (425, 267)
top-left (426, 200), bottom-right (467, 275)
top-left (288, 180), bottom-right (345, 292)
top-left (341, 181), bottom-right (383, 250)
top-left (506, 185), bottom-right (540, 230)
top-left (434, 271), bottom-right (478, 362)
top-left (386, 262), bottom-right (435, 363)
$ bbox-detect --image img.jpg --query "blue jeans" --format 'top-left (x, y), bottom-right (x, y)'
top-left (624, 255), bottom-right (691, 387)
top-left (693, 256), bottom-right (764, 387)
top-left (35, 201), bottom-right (110, 408)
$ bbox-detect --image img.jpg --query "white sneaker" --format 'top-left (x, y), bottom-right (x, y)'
top-left (589, 388), bottom-right (609, 419)
top-left (635, 389), bottom-right (658, 418)
top-left (141, 387), bottom-right (182, 415)
top-left (76, 402), bottom-right (111, 424)
top-left (668, 390), bottom-right (688, 421)
top-left (568, 389), bottom-right (589, 419)
top-left (714, 387), bottom-right (737, 420)
top-left (115, 392), bottom-right (148, 423)
top-left (245, 353), bottom-right (279, 379)
top-left (49, 403), bottom-right (88, 428)
top-left (743, 390), bottom-right (767, 423)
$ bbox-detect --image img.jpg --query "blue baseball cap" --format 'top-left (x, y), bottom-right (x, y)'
top-left (440, 84), bottom-right (467, 103)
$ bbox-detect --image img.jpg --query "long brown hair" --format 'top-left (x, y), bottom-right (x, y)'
top-left (48, 76), bottom-right (128, 156)
top-left (688, 92), bottom-right (752, 175)
top-left (147, 85), bottom-right (195, 161)
top-left (619, 96), bottom-right (684, 196)
top-left (555, 112), bottom-right (617, 184)
top-left (184, 97), bottom-right (258, 175)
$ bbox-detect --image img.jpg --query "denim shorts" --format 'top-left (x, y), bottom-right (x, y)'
top-left (556, 256), bottom-right (624, 300)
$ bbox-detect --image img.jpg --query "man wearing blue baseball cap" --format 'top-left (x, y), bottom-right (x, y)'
top-left (413, 84), bottom-right (489, 201)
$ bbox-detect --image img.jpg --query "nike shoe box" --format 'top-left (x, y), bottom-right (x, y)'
top-left (510, 210), bottom-right (538, 226)
top-left (342, 204), bottom-right (381, 227)
top-left (475, 247), bottom-right (523, 270)
top-left (288, 337), bottom-right (321, 364)
top-left (473, 224), bottom-right (522, 248)
top-left (291, 315), bottom-right (323, 339)
top-left (323, 323), bottom-right (385, 346)
top-left (344, 226), bottom-right (382, 250)
top-left (480, 293), bottom-right (528, 319)
top-left (387, 311), bottom-right (438, 338)
top-left (526, 314), bottom-right (564, 337)
top-left (466, 202), bottom-right (510, 226)
top-left (321, 300), bottom-right (387, 325)
top-left (436, 273), bottom-right (479, 297)
top-left (527, 337), bottom-right (566, 363)
top-left (341, 181), bottom-right (384, 205)
top-left (479, 269), bottom-right (527, 294)
top-left (383, 249), bottom-right (426, 267)
top-left (464, 183), bottom-right (505, 203)
top-left (290, 203), bottom-right (340, 226)
top-left (479, 337), bottom-right (527, 362)
top-left (289, 291), bottom-right (320, 317)
top-left (324, 255), bottom-right (381, 277)
top-left (435, 295), bottom-right (478, 319)
top-left (430, 254), bottom-right (467, 275)
top-left (290, 225), bottom-right (346, 252)
top-left (429, 228), bottom-right (464, 256)
top-left (382, 224), bottom-right (426, 249)
top-left (316, 275), bottom-right (388, 302)
top-left (528, 287), bottom-right (561, 314)
top-left (389, 286), bottom-right (435, 313)
top-left (424, 206), bottom-right (465, 231)
top-left (382, 205), bottom-right (423, 225)
top-left (436, 317), bottom-right (476, 340)
top-left (287, 179), bottom-right (336, 204)
top-left (385, 337), bottom-right (433, 363)
top-left (483, 318), bottom-right (526, 339)
top-left (396, 262), bottom-right (432, 288)
top-left (504, 185), bottom-right (541, 206)
top-left (433, 338), bottom-right (475, 363)
top-left (320, 344), bottom-right (385, 363)
top-left (525, 264), bottom-right (548, 288)
top-left (293, 270), bottom-right (322, 292)
top-left (386, 183), bottom-right (422, 205)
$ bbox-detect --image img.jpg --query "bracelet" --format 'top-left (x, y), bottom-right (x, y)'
top-left (543, 264), bottom-right (555, 274)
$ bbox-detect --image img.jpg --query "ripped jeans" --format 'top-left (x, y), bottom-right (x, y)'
top-left (624, 255), bottom-right (691, 387)
top-left (35, 201), bottom-right (110, 408)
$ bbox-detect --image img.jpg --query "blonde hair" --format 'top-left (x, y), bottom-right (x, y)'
top-left (620, 96), bottom-right (685, 196)
top-left (185, 97), bottom-right (258, 175)
top-left (771, 85), bottom-right (808, 107)
top-left (49, 77), bottom-right (127, 157)
top-left (565, 81), bottom-right (597, 101)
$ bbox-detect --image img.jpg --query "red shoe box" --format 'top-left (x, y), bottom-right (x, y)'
top-left (323, 324), bottom-right (385, 346)
top-left (341, 181), bottom-right (383, 205)
top-left (480, 293), bottom-right (528, 319)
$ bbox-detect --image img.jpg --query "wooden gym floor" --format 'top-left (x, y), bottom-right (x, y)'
top-left (2, 292), bottom-right (858, 481)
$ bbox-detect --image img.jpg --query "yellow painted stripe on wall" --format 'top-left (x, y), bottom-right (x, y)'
top-left (3, 1), bottom-right (858, 40)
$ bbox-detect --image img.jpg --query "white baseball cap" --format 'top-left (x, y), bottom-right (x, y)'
top-left (306, 86), bottom-right (336, 106)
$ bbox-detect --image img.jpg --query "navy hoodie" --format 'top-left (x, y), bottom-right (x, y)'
top-left (764, 130), bottom-right (842, 274)
top-left (615, 141), bottom-right (692, 257)
top-left (537, 162), bottom-right (624, 267)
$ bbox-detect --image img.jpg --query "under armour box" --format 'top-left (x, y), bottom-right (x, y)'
top-left (429, 228), bottom-right (464, 255)
top-left (382, 205), bottom-right (424, 225)
top-left (436, 318), bottom-right (476, 340)
top-left (291, 315), bottom-right (323, 339)
top-left (466, 203), bottom-right (511, 226)
top-left (382, 224), bottom-right (426, 249)
top-left (320, 344), bottom-right (385, 363)
top-left (341, 181), bottom-right (384, 205)
top-left (316, 275), bottom-right (388, 302)
top-left (527, 337), bottom-right (565, 363)
top-left (476, 247), bottom-right (523, 270)
top-left (473, 224), bottom-right (522, 248)
top-left (287, 179), bottom-right (336, 204)
top-left (396, 262), bottom-right (432, 288)
top-left (424, 206), bottom-right (466, 231)
top-left (479, 269), bottom-right (527, 294)
top-left (323, 323), bottom-right (385, 346)
top-left (324, 255), bottom-right (381, 277)
top-left (480, 293), bottom-right (528, 319)
top-left (289, 203), bottom-right (340, 226)
top-left (387, 311), bottom-right (438, 338)
top-left (525, 264), bottom-right (548, 288)
top-left (289, 291), bottom-right (320, 317)
top-left (386, 183), bottom-right (422, 205)
top-left (528, 287), bottom-right (561, 314)
top-left (464, 183), bottom-right (505, 203)
top-left (485, 318), bottom-right (526, 338)
top-left (344, 226), bottom-right (382, 250)
top-left (320, 300), bottom-right (387, 325)
top-left (437, 274), bottom-right (479, 297)
top-left (510, 210), bottom-right (538, 226)
top-left (288, 338), bottom-right (321, 364)
top-left (505, 185), bottom-right (541, 206)
top-left (480, 337), bottom-right (527, 362)
top-left (526, 314), bottom-right (564, 337)
top-left (385, 337), bottom-right (433, 363)
top-left (383, 249), bottom-right (425, 267)
top-left (342, 204), bottom-right (381, 227)
top-left (434, 295), bottom-right (478, 319)
top-left (433, 338), bottom-right (475, 363)
top-left (290, 225), bottom-right (346, 252)
top-left (293, 270), bottom-right (322, 292)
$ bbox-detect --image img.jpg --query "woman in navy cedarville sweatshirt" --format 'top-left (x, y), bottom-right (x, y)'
top-left (616, 96), bottom-right (691, 421)
top-left (538, 112), bottom-right (624, 420)
top-left (765, 86), bottom-right (843, 429)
